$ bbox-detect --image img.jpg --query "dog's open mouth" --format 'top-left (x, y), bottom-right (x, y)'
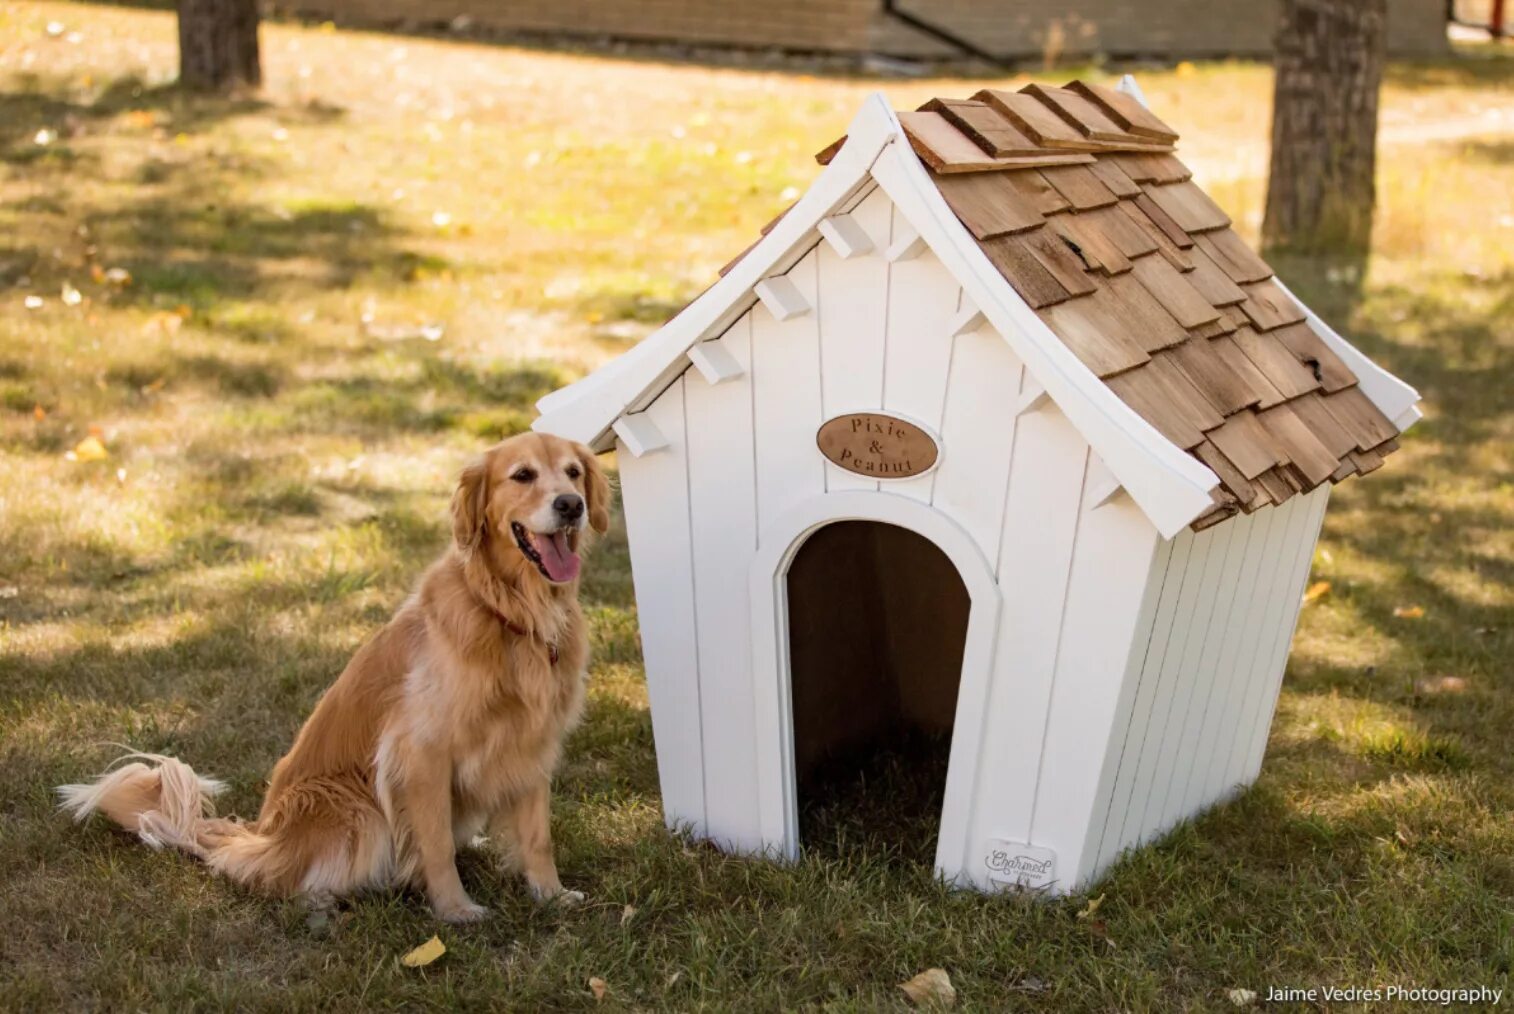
top-left (511, 522), bottom-right (580, 583)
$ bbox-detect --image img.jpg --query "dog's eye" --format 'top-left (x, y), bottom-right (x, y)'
top-left (511, 468), bottom-right (536, 483)
top-left (564, 464), bottom-right (582, 480)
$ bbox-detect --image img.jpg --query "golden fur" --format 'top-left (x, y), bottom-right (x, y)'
top-left (59, 433), bottom-right (610, 922)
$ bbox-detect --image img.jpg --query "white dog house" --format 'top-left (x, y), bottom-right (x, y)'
top-left (534, 79), bottom-right (1419, 894)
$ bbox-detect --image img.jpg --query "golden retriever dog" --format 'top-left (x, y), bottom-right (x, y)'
top-left (58, 432), bottom-right (609, 922)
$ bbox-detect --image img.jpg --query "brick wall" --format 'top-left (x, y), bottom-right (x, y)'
top-left (287, 0), bottom-right (1448, 59)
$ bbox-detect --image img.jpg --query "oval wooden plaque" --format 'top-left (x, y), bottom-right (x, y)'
top-left (816, 413), bottom-right (939, 480)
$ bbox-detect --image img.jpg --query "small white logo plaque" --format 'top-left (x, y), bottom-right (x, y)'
top-left (983, 840), bottom-right (1058, 891)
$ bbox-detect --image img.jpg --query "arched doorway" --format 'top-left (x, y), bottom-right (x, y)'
top-left (785, 520), bottom-right (970, 862)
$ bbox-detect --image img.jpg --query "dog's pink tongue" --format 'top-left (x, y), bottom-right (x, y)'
top-left (538, 530), bottom-right (580, 583)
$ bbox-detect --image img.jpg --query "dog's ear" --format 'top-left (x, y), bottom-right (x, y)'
top-left (451, 457), bottom-right (489, 555)
top-left (578, 445), bottom-right (611, 534)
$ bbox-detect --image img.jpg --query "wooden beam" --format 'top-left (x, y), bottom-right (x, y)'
top-left (754, 275), bottom-right (810, 321)
top-left (950, 301), bottom-right (986, 337)
top-left (686, 339), bottom-right (745, 385)
top-left (818, 214), bottom-right (875, 259)
top-left (1015, 374), bottom-right (1050, 416)
top-left (612, 413), bottom-right (669, 457)
top-left (1086, 454), bottom-right (1124, 508)
top-left (886, 226), bottom-right (927, 262)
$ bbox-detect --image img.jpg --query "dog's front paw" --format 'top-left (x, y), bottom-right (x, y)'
top-left (528, 883), bottom-right (585, 907)
top-left (434, 898), bottom-right (490, 924)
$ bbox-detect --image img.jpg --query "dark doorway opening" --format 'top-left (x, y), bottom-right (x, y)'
top-left (786, 520), bottom-right (970, 865)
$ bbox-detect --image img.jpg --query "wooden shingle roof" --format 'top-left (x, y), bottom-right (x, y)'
top-left (814, 81), bottom-right (1402, 531)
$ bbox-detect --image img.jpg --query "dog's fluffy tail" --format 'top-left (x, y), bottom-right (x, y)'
top-left (57, 752), bottom-right (231, 858)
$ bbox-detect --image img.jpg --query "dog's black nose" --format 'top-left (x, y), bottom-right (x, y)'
top-left (553, 494), bottom-right (585, 521)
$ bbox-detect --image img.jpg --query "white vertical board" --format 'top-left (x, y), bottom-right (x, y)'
top-left (751, 248), bottom-right (827, 540)
top-left (1239, 487), bottom-right (1330, 782)
top-left (1088, 535), bottom-right (1186, 875)
top-left (930, 326), bottom-right (1024, 562)
top-left (879, 210), bottom-right (961, 504)
top-left (1143, 521), bottom-right (1237, 836)
top-left (969, 403), bottom-right (1090, 854)
top-left (1193, 508), bottom-right (1277, 811)
top-left (1117, 526), bottom-right (1205, 846)
top-left (683, 319), bottom-right (763, 852)
top-left (1029, 487), bottom-right (1162, 889)
top-left (1154, 519), bottom-right (1247, 831)
top-left (616, 378), bottom-right (706, 834)
top-left (817, 187), bottom-right (893, 493)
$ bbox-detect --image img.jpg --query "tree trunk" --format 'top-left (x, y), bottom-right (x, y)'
top-left (177, 0), bottom-right (262, 92)
top-left (1262, 0), bottom-right (1386, 257)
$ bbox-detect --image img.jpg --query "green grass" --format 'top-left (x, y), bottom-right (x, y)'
top-left (2, 2), bottom-right (1512, 1009)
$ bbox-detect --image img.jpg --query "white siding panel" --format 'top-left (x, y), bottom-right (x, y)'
top-left (683, 320), bottom-right (764, 851)
top-left (751, 249), bottom-right (827, 539)
top-left (1218, 492), bottom-right (1317, 794)
top-left (970, 404), bottom-right (1090, 851)
top-left (1090, 534), bottom-right (1185, 874)
top-left (1240, 487), bottom-right (1330, 782)
top-left (1144, 521), bottom-right (1237, 835)
top-left (818, 187), bottom-right (893, 493)
top-left (930, 326), bottom-right (1024, 562)
top-left (1186, 507), bottom-right (1274, 810)
top-left (879, 221), bottom-right (961, 503)
top-left (1119, 526), bottom-right (1205, 846)
top-left (616, 378), bottom-right (706, 834)
top-left (1031, 489), bottom-right (1162, 888)
top-left (1155, 520), bottom-right (1246, 830)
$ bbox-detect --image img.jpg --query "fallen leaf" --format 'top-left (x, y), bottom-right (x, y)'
top-left (1228, 987), bottom-right (1258, 1006)
top-left (1075, 893), bottom-right (1105, 920)
top-left (103, 267), bottom-right (132, 286)
top-left (1302, 581), bottom-right (1330, 605)
top-left (588, 976), bottom-right (607, 1002)
top-left (1011, 976), bottom-right (1048, 993)
top-left (1175, 60), bottom-right (1197, 78)
top-left (400, 934), bottom-right (446, 968)
top-left (899, 968), bottom-right (956, 1008)
top-left (1414, 675), bottom-right (1466, 695)
top-left (620, 904), bottom-right (637, 926)
top-left (125, 109), bottom-right (157, 129)
top-left (0, 586), bottom-right (17, 599)
top-left (32, 404), bottom-right (46, 421)
top-left (1393, 605), bottom-right (1425, 619)
top-left (61, 282), bottom-right (82, 306)
top-left (70, 435), bottom-right (108, 462)
top-left (24, 295), bottom-right (44, 310)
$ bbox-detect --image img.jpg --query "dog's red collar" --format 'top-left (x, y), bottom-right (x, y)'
top-left (499, 617), bottom-right (559, 665)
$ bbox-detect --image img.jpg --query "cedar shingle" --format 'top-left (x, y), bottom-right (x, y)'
top-left (1165, 334), bottom-right (1275, 414)
top-left (1051, 215), bottom-right (1132, 274)
top-left (1132, 192), bottom-right (1197, 249)
top-left (1232, 326), bottom-right (1322, 400)
top-left (973, 89), bottom-right (1089, 148)
top-left (1257, 402), bottom-right (1341, 485)
top-left (922, 98), bottom-right (1045, 158)
top-left (1038, 165), bottom-right (1120, 210)
top-left (1272, 322), bottom-right (1357, 392)
top-left (1064, 80), bottom-right (1180, 143)
top-left (1085, 157), bottom-right (1143, 198)
top-left (1321, 387), bottom-right (1399, 451)
top-left (1288, 392), bottom-right (1360, 458)
top-left (1022, 83), bottom-right (1133, 143)
top-left (1192, 229), bottom-right (1273, 284)
top-left (1003, 168), bottom-right (1071, 214)
top-left (1238, 278), bottom-right (1308, 331)
top-left (1208, 410), bottom-right (1281, 479)
top-left (1104, 271), bottom-right (1188, 351)
top-left (1038, 289), bottom-right (1152, 377)
top-left (1080, 204), bottom-right (1159, 259)
top-left (1185, 248), bottom-right (1250, 306)
top-left (1020, 229), bottom-right (1101, 298)
top-left (898, 111), bottom-right (1094, 173)
top-left (934, 172), bottom-right (1045, 238)
top-left (980, 234), bottom-right (1076, 308)
top-left (1141, 180), bottom-right (1232, 233)
top-left (1129, 254), bottom-right (1221, 328)
top-left (1110, 152), bottom-right (1192, 184)
top-left (1115, 200), bottom-right (1195, 269)
top-left (1195, 440), bottom-right (1258, 506)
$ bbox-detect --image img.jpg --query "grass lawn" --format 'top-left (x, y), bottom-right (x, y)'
top-left (2, 2), bottom-right (1512, 1009)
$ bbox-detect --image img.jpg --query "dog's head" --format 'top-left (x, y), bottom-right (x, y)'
top-left (451, 433), bottom-right (610, 585)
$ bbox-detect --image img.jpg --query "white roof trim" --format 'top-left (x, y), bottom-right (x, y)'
top-left (531, 93), bottom-right (898, 451)
top-left (535, 87), bottom-right (1417, 538)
